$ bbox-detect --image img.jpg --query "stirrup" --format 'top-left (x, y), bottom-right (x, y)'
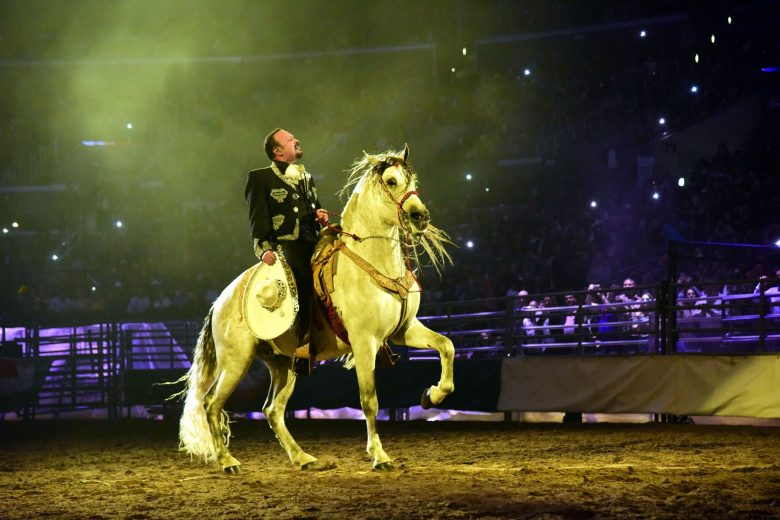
top-left (378, 343), bottom-right (401, 368)
top-left (292, 356), bottom-right (311, 377)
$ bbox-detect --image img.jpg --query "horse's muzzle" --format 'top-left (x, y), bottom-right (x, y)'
top-left (409, 209), bottom-right (430, 232)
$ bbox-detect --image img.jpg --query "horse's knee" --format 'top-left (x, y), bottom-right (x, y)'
top-left (434, 336), bottom-right (454, 361)
top-left (442, 339), bottom-right (455, 359)
top-left (359, 394), bottom-right (378, 417)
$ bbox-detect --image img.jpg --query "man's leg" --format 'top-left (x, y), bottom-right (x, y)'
top-left (280, 241), bottom-right (316, 374)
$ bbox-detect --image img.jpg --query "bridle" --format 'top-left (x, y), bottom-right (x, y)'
top-left (321, 160), bottom-right (424, 287)
top-left (324, 160), bottom-right (421, 242)
top-left (376, 161), bottom-right (421, 236)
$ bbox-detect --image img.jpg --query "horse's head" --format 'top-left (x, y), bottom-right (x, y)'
top-left (343, 144), bottom-right (430, 236)
top-left (341, 145), bottom-right (451, 273)
top-left (371, 145), bottom-right (430, 235)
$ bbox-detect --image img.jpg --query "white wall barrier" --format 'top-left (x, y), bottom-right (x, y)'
top-left (498, 355), bottom-right (780, 418)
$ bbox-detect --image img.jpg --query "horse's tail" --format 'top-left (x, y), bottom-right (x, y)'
top-left (173, 305), bottom-right (222, 463)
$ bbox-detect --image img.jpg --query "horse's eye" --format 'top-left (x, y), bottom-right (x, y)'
top-left (387, 178), bottom-right (397, 187)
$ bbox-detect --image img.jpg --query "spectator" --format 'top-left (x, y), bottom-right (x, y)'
top-left (755, 269), bottom-right (780, 316)
top-left (562, 294), bottom-right (579, 336)
top-left (126, 290), bottom-right (151, 315)
top-left (522, 299), bottom-right (540, 338)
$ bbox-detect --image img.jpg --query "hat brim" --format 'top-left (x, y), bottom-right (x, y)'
top-left (243, 259), bottom-right (298, 340)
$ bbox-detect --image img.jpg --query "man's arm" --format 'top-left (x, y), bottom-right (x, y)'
top-left (245, 170), bottom-right (275, 262)
top-left (307, 174), bottom-right (329, 225)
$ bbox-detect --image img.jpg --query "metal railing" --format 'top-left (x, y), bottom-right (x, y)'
top-left (2, 277), bottom-right (778, 417)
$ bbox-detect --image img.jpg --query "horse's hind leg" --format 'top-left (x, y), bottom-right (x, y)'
top-left (261, 354), bottom-right (321, 469)
top-left (393, 318), bottom-right (455, 407)
top-left (203, 353), bottom-right (253, 474)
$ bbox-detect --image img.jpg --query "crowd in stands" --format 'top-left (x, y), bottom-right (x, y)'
top-left (3, 129), bottom-right (777, 326)
top-left (2, 5), bottom-right (779, 326)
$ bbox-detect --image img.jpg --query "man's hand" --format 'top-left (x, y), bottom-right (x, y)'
top-left (315, 208), bottom-right (330, 226)
top-left (261, 250), bottom-right (277, 265)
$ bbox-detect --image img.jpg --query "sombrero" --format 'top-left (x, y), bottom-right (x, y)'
top-left (243, 257), bottom-right (298, 340)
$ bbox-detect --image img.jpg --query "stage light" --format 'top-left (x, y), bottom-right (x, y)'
top-left (51, 254), bottom-right (59, 261)
top-left (91, 286), bottom-right (97, 292)
top-left (658, 117), bottom-right (666, 125)
top-left (126, 122), bottom-right (133, 129)
top-left (465, 173), bottom-right (472, 181)
top-left (728, 16), bottom-right (732, 25)
top-left (115, 220), bottom-right (123, 228)
top-left (652, 192), bottom-right (660, 200)
top-left (485, 187), bottom-right (490, 192)
top-left (12, 221), bottom-right (19, 228)
top-left (590, 200), bottom-right (598, 208)
top-left (690, 85), bottom-right (699, 93)
top-left (694, 53), bottom-right (700, 64)
top-left (2, 228), bottom-right (8, 234)
top-left (462, 47), bottom-right (467, 56)
top-left (774, 239), bottom-right (780, 248)
top-left (524, 68), bottom-right (531, 76)
top-left (640, 30), bottom-right (647, 38)
top-left (711, 34), bottom-right (716, 44)
top-left (466, 240), bottom-right (474, 248)
top-left (678, 177), bottom-right (686, 187)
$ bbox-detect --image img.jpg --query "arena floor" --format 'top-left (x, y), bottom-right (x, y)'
top-left (1, 419), bottom-right (778, 519)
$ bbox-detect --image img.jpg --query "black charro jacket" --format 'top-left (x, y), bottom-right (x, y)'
top-left (244, 161), bottom-right (322, 256)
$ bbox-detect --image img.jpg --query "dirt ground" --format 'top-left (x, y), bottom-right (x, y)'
top-left (1, 419), bottom-right (778, 519)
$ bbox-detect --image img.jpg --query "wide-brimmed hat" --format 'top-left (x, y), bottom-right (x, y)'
top-left (243, 259), bottom-right (298, 340)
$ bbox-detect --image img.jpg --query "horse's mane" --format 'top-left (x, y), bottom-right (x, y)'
top-left (338, 148), bottom-right (453, 276)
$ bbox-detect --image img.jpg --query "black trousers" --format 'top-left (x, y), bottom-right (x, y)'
top-left (279, 239), bottom-right (316, 343)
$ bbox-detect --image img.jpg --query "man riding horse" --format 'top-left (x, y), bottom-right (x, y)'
top-left (244, 128), bottom-right (330, 373)
top-left (174, 143), bottom-right (454, 472)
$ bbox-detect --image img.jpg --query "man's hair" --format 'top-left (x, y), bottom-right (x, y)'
top-left (264, 128), bottom-right (283, 160)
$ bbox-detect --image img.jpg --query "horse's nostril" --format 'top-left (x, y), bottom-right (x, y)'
top-left (411, 210), bottom-right (430, 222)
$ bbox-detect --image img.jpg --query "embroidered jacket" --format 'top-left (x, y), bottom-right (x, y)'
top-left (245, 161), bottom-right (322, 257)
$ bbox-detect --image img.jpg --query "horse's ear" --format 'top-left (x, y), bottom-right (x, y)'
top-left (402, 143), bottom-right (409, 162)
top-left (363, 150), bottom-right (380, 168)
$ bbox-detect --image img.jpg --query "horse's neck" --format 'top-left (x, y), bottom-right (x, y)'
top-left (341, 196), bottom-right (406, 278)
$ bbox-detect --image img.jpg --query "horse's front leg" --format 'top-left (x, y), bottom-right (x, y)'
top-left (393, 318), bottom-right (455, 408)
top-left (352, 341), bottom-right (393, 470)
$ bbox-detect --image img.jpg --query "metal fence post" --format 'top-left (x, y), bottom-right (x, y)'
top-left (504, 297), bottom-right (515, 357)
top-left (758, 279), bottom-right (767, 352)
top-left (656, 281), bottom-right (668, 355)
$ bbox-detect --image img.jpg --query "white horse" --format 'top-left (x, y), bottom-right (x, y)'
top-left (172, 145), bottom-right (454, 473)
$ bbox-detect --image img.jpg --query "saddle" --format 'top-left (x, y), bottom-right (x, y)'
top-left (312, 228), bottom-right (351, 347)
top-left (312, 227), bottom-right (415, 367)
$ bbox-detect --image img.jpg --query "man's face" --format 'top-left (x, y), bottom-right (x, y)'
top-left (273, 129), bottom-right (302, 163)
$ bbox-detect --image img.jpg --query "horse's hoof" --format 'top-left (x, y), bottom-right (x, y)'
top-left (301, 460), bottom-right (336, 471)
top-left (421, 388), bottom-right (433, 410)
top-left (373, 461), bottom-right (394, 471)
top-left (224, 465), bottom-right (241, 475)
